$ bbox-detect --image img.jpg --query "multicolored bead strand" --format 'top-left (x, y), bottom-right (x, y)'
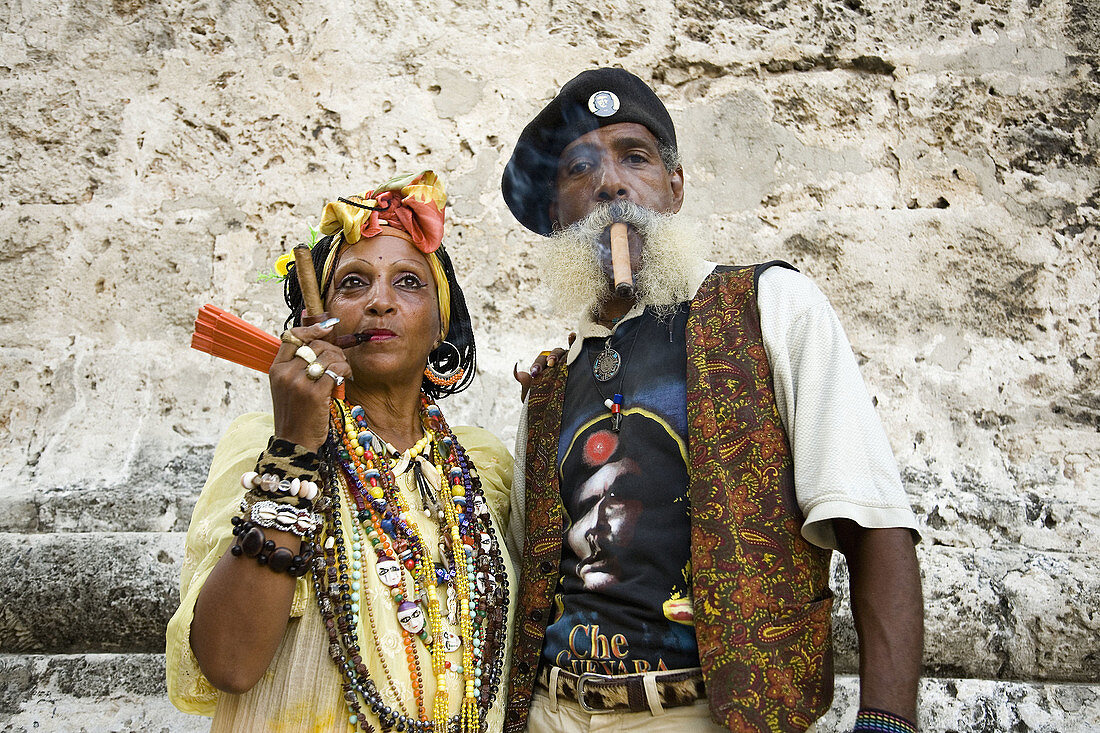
top-left (311, 396), bottom-right (508, 733)
top-left (853, 708), bottom-right (919, 733)
top-left (422, 397), bottom-right (511, 725)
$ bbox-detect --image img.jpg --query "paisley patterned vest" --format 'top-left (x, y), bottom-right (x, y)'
top-left (504, 265), bottom-right (835, 733)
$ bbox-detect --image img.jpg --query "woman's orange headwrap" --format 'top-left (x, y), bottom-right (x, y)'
top-left (320, 171), bottom-right (446, 256)
top-left (317, 171), bottom-right (451, 338)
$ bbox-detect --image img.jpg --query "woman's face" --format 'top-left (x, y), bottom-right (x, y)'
top-left (326, 234), bottom-right (441, 388)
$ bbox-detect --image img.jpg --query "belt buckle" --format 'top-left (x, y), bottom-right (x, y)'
top-left (576, 672), bottom-right (616, 714)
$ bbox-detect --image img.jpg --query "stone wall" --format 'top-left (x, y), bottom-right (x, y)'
top-left (1, 0), bottom-right (1097, 730)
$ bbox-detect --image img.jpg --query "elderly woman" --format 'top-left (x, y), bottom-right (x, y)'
top-left (166, 172), bottom-right (515, 732)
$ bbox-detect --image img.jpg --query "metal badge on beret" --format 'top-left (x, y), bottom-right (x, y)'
top-left (588, 90), bottom-right (620, 117)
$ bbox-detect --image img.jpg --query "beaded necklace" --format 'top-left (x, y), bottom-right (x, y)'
top-left (314, 396), bottom-right (510, 733)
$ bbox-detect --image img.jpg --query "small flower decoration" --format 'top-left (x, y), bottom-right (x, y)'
top-left (274, 252), bottom-right (293, 278)
top-left (257, 222), bottom-right (323, 282)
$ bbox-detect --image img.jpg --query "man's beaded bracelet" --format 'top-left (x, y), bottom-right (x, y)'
top-left (852, 707), bottom-right (918, 733)
top-left (230, 517), bottom-right (316, 576)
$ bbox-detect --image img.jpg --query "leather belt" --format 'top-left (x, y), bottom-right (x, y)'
top-left (537, 666), bottom-right (707, 714)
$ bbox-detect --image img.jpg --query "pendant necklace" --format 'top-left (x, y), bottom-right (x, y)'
top-left (588, 313), bottom-right (643, 432)
top-left (591, 309), bottom-right (633, 381)
top-left (592, 340), bottom-right (621, 382)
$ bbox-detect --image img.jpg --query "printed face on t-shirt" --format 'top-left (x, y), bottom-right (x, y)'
top-left (565, 453), bottom-right (644, 591)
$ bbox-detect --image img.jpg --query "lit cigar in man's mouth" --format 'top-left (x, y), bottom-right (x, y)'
top-left (608, 222), bottom-right (635, 299)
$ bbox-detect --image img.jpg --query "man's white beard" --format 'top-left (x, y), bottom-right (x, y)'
top-left (538, 202), bottom-right (705, 318)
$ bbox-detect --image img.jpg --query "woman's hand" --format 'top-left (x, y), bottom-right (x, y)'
top-left (514, 333), bottom-right (575, 402)
top-left (270, 320), bottom-right (352, 450)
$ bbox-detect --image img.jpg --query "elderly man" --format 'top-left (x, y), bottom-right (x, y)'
top-left (501, 68), bottom-right (923, 733)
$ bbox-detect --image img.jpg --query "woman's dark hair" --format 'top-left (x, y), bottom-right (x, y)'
top-left (283, 234), bottom-right (477, 400)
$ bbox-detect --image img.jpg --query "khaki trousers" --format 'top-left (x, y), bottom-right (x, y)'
top-left (527, 688), bottom-right (820, 733)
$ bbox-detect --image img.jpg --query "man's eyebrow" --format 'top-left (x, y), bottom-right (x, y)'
top-left (610, 136), bottom-right (660, 152)
top-left (560, 142), bottom-right (597, 159)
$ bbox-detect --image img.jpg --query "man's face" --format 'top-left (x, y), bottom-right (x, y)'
top-left (550, 122), bottom-right (684, 230)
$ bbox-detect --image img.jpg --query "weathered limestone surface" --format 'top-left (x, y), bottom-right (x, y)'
top-left (0, 533), bottom-right (185, 654)
top-left (1, 0), bottom-right (1096, 729)
top-left (0, 654), bottom-right (207, 733)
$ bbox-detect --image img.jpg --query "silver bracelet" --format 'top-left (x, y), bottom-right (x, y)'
top-left (241, 499), bottom-right (320, 537)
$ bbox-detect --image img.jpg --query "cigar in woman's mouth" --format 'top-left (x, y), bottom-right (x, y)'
top-left (334, 331), bottom-right (396, 348)
top-left (334, 334), bottom-right (367, 348)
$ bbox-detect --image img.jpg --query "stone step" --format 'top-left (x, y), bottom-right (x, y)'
top-left (820, 675), bottom-right (1100, 733)
top-left (0, 533), bottom-right (186, 654)
top-left (1, 532), bottom-right (1097, 685)
top-left (0, 486), bottom-right (201, 534)
top-left (2, 655), bottom-right (1097, 733)
top-left (830, 544), bottom-right (1100, 683)
top-left (0, 446), bottom-right (212, 534)
top-left (0, 653), bottom-right (207, 733)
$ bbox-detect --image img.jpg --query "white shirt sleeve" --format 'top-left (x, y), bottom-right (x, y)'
top-left (757, 266), bottom-right (919, 550)
top-left (506, 401), bottom-right (529, 558)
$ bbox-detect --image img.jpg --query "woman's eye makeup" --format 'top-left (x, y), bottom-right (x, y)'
top-left (335, 271), bottom-right (426, 291)
top-left (397, 273), bottom-right (426, 289)
top-left (337, 274), bottom-right (366, 289)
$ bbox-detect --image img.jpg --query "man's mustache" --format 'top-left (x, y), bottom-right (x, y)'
top-left (569, 201), bottom-right (661, 237)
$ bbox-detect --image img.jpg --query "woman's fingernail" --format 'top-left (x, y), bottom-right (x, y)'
top-left (319, 317), bottom-right (340, 329)
top-left (546, 356), bottom-right (556, 367)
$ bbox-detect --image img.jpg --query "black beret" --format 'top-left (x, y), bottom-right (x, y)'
top-left (502, 68), bottom-right (678, 236)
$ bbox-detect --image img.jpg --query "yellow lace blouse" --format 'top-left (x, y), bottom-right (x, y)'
top-left (166, 413), bottom-right (515, 732)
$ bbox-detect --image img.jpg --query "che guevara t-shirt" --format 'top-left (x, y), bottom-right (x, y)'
top-left (541, 305), bottom-right (700, 675)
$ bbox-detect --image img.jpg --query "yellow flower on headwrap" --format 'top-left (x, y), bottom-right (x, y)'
top-left (274, 252), bottom-right (293, 278)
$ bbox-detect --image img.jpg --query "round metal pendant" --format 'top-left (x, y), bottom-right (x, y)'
top-left (592, 346), bottom-right (621, 382)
